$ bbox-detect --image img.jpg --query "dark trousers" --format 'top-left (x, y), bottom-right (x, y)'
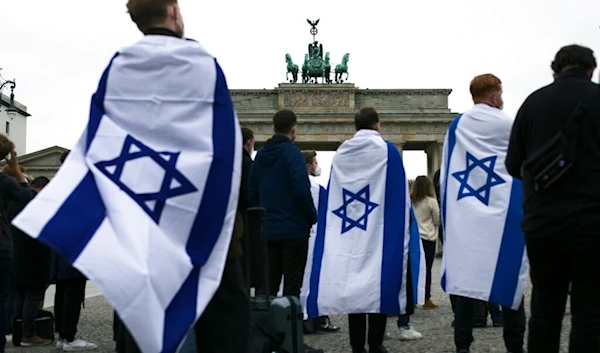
top-left (195, 259), bottom-right (251, 353)
top-left (526, 232), bottom-right (600, 353)
top-left (267, 237), bottom-right (308, 298)
top-left (13, 286), bottom-right (46, 337)
top-left (422, 239), bottom-right (436, 300)
top-left (54, 279), bottom-right (86, 341)
top-left (348, 313), bottom-right (387, 349)
top-left (0, 257), bottom-right (11, 352)
top-left (454, 295), bottom-right (526, 352)
top-left (489, 302), bottom-right (503, 324)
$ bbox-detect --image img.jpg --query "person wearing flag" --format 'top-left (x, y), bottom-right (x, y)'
top-left (305, 107), bottom-right (425, 353)
top-left (440, 74), bottom-right (527, 353)
top-left (299, 150), bottom-right (340, 334)
top-left (11, 0), bottom-right (243, 352)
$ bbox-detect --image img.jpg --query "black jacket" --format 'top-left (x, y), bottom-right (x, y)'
top-left (506, 68), bottom-right (600, 236)
top-left (0, 173), bottom-right (32, 259)
top-left (9, 190), bottom-right (53, 287)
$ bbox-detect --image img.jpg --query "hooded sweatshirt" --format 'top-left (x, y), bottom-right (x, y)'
top-left (248, 134), bottom-right (317, 240)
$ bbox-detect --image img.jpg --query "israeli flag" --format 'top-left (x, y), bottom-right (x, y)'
top-left (305, 129), bottom-right (424, 318)
top-left (12, 36), bottom-right (241, 353)
top-left (440, 104), bottom-right (528, 310)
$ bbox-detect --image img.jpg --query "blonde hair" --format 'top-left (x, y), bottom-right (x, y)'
top-left (469, 74), bottom-right (502, 101)
top-left (126, 0), bottom-right (177, 30)
top-left (2, 164), bottom-right (25, 180)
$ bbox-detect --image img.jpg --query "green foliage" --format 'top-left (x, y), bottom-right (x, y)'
top-left (408, 179), bottom-right (414, 189)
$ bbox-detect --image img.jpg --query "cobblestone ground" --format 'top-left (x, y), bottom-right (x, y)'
top-left (6, 259), bottom-right (572, 353)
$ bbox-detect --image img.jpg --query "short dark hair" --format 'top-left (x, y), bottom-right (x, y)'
top-left (241, 127), bottom-right (254, 144)
top-left (273, 110), bottom-right (297, 134)
top-left (302, 150), bottom-right (317, 165)
top-left (354, 107), bottom-right (379, 130)
top-left (59, 150), bottom-right (70, 165)
top-left (126, 0), bottom-right (177, 31)
top-left (551, 44), bottom-right (597, 74)
top-left (30, 176), bottom-right (49, 190)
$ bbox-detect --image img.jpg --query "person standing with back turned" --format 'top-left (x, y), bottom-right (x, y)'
top-left (248, 109), bottom-right (317, 299)
top-left (506, 44), bottom-right (600, 353)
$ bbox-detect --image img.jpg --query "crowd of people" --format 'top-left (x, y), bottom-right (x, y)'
top-left (0, 0), bottom-right (598, 352)
top-left (0, 146), bottom-right (97, 351)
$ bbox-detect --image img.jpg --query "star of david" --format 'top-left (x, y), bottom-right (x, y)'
top-left (452, 152), bottom-right (505, 206)
top-left (332, 185), bottom-right (379, 234)
top-left (95, 135), bottom-right (197, 223)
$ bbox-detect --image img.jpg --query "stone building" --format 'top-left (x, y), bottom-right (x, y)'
top-left (232, 83), bottom-right (458, 177)
top-left (0, 93), bottom-right (29, 156)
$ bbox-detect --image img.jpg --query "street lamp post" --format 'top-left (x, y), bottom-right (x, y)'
top-left (0, 69), bottom-right (18, 118)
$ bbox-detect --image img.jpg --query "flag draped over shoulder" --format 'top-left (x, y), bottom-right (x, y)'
top-left (304, 129), bottom-right (423, 318)
top-left (440, 104), bottom-right (528, 310)
top-left (12, 36), bottom-right (241, 353)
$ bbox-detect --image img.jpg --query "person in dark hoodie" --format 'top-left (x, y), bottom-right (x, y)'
top-left (9, 176), bottom-right (53, 346)
top-left (248, 109), bottom-right (317, 298)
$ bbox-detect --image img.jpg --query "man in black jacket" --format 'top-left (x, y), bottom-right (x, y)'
top-left (506, 44), bottom-right (600, 353)
top-left (240, 127), bottom-right (263, 290)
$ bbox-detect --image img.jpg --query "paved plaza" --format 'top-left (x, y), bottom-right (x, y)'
top-left (6, 259), bottom-right (572, 353)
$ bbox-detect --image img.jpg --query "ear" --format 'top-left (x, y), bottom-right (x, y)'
top-left (587, 69), bottom-right (594, 79)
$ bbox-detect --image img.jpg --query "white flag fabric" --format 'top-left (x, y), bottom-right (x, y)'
top-left (440, 104), bottom-right (528, 310)
top-left (304, 129), bottom-right (423, 318)
top-left (12, 35), bottom-right (241, 353)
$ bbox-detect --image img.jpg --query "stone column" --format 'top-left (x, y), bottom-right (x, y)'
top-left (426, 142), bottom-right (443, 178)
top-left (393, 142), bottom-right (405, 159)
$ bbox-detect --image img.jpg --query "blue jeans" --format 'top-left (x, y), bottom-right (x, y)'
top-left (397, 314), bottom-right (410, 328)
top-left (0, 257), bottom-right (12, 352)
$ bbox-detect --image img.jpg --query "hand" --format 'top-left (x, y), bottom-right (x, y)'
top-left (5, 149), bottom-right (17, 169)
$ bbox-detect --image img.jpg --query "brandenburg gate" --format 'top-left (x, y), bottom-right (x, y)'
top-left (232, 19), bottom-right (458, 177)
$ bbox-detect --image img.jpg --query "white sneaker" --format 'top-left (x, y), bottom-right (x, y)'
top-left (398, 326), bottom-right (423, 341)
top-left (62, 338), bottom-right (98, 351)
top-left (56, 338), bottom-right (65, 350)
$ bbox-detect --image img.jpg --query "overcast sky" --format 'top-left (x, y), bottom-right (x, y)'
top-left (2, 0), bottom-right (598, 180)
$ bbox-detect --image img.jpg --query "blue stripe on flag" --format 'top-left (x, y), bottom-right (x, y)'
top-left (186, 59), bottom-right (237, 266)
top-left (488, 179), bottom-right (525, 307)
top-left (162, 266), bottom-right (201, 353)
top-left (307, 184), bottom-right (329, 318)
top-left (37, 173), bottom-right (106, 264)
top-left (380, 142), bottom-right (406, 314)
top-left (87, 53), bottom-right (120, 152)
top-left (162, 59), bottom-right (237, 352)
top-left (409, 208), bottom-right (421, 303)
top-left (440, 114), bottom-right (462, 291)
top-left (37, 55), bottom-right (120, 262)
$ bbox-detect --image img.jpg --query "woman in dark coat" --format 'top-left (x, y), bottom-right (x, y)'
top-left (8, 176), bottom-right (53, 345)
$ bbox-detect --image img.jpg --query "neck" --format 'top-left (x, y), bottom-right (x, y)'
top-left (143, 24), bottom-right (180, 37)
top-left (474, 100), bottom-right (496, 108)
